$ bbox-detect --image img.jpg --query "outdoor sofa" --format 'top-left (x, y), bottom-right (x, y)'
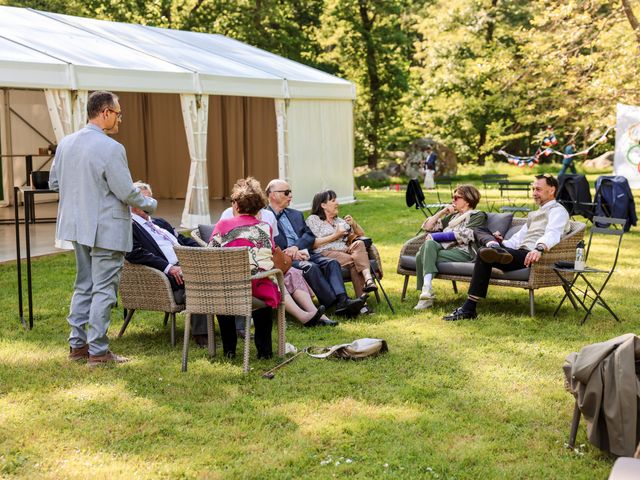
top-left (397, 213), bottom-right (586, 316)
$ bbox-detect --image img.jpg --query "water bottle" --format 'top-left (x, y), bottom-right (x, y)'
top-left (574, 240), bottom-right (585, 271)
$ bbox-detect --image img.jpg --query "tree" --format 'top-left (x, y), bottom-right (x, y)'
top-left (318, 0), bottom-right (414, 168)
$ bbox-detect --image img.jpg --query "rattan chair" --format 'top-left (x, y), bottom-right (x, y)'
top-left (118, 261), bottom-right (183, 346)
top-left (397, 218), bottom-right (586, 316)
top-left (191, 226), bottom-right (210, 246)
top-left (174, 246), bottom-right (286, 374)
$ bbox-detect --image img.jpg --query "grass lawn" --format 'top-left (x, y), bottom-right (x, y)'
top-left (1, 165), bottom-right (639, 479)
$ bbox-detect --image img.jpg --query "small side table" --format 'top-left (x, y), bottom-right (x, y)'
top-left (14, 186), bottom-right (58, 330)
top-left (552, 265), bottom-right (620, 324)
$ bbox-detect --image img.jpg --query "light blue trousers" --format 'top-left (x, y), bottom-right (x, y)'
top-left (67, 243), bottom-right (124, 356)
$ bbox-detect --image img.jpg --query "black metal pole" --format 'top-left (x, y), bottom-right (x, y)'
top-left (14, 187), bottom-right (26, 329)
top-left (24, 191), bottom-right (33, 329)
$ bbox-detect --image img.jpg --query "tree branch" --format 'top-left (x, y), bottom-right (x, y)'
top-left (620, 0), bottom-right (640, 49)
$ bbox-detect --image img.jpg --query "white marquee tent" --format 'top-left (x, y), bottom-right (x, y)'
top-left (0, 5), bottom-right (356, 226)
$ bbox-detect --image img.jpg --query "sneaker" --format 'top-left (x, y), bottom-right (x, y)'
top-left (419, 289), bottom-right (435, 301)
top-left (414, 298), bottom-right (434, 310)
top-left (69, 345), bottom-right (89, 362)
top-left (87, 351), bottom-right (130, 367)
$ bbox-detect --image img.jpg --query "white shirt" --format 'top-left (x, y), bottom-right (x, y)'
top-left (132, 213), bottom-right (179, 273)
top-left (503, 200), bottom-right (569, 251)
top-left (218, 207), bottom-right (279, 237)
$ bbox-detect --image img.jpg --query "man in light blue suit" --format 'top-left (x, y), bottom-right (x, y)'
top-left (49, 91), bottom-right (157, 366)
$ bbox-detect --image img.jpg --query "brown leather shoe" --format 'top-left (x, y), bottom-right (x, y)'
top-left (69, 345), bottom-right (89, 361)
top-left (88, 351), bottom-right (130, 367)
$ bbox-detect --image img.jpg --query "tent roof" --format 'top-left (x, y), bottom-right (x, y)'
top-left (0, 5), bottom-right (355, 99)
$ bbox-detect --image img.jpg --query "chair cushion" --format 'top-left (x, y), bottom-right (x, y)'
top-left (399, 255), bottom-right (417, 271)
top-left (486, 212), bottom-right (513, 236)
top-left (198, 224), bottom-right (215, 244)
top-left (436, 262), bottom-right (530, 281)
top-left (504, 224), bottom-right (521, 240)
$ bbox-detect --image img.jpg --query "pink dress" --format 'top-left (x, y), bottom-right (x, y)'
top-left (209, 215), bottom-right (281, 309)
top-left (284, 267), bottom-right (313, 296)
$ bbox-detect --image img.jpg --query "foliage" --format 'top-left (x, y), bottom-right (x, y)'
top-left (2, 0), bottom-right (638, 167)
top-left (1, 175), bottom-right (639, 478)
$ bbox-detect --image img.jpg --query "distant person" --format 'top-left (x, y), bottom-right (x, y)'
top-left (49, 91), bottom-right (157, 366)
top-left (559, 139), bottom-right (577, 177)
top-left (125, 182), bottom-right (208, 347)
top-left (423, 146), bottom-right (436, 189)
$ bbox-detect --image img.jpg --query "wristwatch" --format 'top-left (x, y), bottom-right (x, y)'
top-left (534, 245), bottom-right (545, 253)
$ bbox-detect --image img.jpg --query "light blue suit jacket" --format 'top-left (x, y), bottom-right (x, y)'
top-left (49, 123), bottom-right (157, 252)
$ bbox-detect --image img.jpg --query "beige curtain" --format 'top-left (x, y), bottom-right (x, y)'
top-left (113, 93), bottom-right (278, 202)
top-left (207, 96), bottom-right (278, 198)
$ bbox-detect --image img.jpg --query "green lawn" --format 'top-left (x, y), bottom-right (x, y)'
top-left (1, 169), bottom-right (639, 479)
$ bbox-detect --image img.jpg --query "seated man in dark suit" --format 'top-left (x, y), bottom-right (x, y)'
top-left (125, 182), bottom-right (208, 346)
top-left (266, 179), bottom-right (365, 316)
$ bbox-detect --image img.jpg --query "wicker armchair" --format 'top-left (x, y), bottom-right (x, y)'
top-left (397, 219), bottom-right (587, 316)
top-left (191, 225), bottom-right (211, 247)
top-left (174, 246), bottom-right (286, 374)
top-left (118, 261), bottom-right (183, 346)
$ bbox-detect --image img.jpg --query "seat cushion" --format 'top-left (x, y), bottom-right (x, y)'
top-left (436, 262), bottom-right (530, 281)
top-left (198, 224), bottom-right (215, 244)
top-left (486, 212), bottom-right (513, 236)
top-left (399, 255), bottom-right (417, 271)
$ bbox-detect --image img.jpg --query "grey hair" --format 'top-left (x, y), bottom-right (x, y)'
top-left (133, 181), bottom-right (152, 196)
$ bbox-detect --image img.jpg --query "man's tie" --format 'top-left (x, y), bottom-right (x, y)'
top-left (146, 220), bottom-right (178, 246)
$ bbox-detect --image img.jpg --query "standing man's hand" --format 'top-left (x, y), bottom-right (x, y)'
top-left (168, 265), bottom-right (184, 285)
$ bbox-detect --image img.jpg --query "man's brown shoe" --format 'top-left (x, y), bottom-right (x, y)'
top-left (69, 345), bottom-right (89, 362)
top-left (88, 351), bottom-right (130, 367)
top-left (478, 246), bottom-right (513, 265)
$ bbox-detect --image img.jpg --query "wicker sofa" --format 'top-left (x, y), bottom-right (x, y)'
top-left (397, 216), bottom-right (586, 316)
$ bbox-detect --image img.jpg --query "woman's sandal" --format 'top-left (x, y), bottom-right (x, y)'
top-left (363, 279), bottom-right (378, 293)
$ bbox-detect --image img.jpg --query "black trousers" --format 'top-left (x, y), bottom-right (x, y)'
top-left (293, 253), bottom-right (346, 307)
top-left (468, 247), bottom-right (529, 299)
top-left (217, 307), bottom-right (273, 356)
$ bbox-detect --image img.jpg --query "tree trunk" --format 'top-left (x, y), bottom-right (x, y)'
top-left (485, 0), bottom-right (498, 43)
top-left (358, 0), bottom-right (381, 169)
top-left (621, 0), bottom-right (640, 49)
top-left (477, 123), bottom-right (488, 165)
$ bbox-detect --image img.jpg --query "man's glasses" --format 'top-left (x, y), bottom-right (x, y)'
top-left (272, 189), bottom-right (292, 196)
top-left (106, 108), bottom-right (122, 120)
top-left (452, 195), bottom-right (463, 201)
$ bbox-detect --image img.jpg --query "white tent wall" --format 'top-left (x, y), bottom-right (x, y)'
top-left (0, 89), bottom-right (57, 205)
top-left (284, 99), bottom-right (355, 210)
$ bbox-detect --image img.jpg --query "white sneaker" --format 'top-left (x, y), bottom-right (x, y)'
top-left (414, 298), bottom-right (434, 310)
top-left (419, 290), bottom-right (435, 301)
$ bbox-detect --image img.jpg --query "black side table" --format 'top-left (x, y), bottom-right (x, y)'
top-left (552, 266), bottom-right (620, 324)
top-left (14, 186), bottom-right (58, 330)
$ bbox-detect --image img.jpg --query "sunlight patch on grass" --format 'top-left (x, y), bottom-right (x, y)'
top-left (272, 397), bottom-right (423, 437)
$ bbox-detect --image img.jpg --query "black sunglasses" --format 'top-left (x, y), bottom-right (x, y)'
top-left (272, 189), bottom-right (292, 196)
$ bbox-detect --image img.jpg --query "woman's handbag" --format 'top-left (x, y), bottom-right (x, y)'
top-left (272, 246), bottom-right (292, 274)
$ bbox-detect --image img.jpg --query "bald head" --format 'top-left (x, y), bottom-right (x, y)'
top-left (266, 178), bottom-right (292, 212)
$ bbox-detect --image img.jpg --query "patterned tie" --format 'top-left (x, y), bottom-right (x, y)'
top-left (146, 220), bottom-right (178, 246)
